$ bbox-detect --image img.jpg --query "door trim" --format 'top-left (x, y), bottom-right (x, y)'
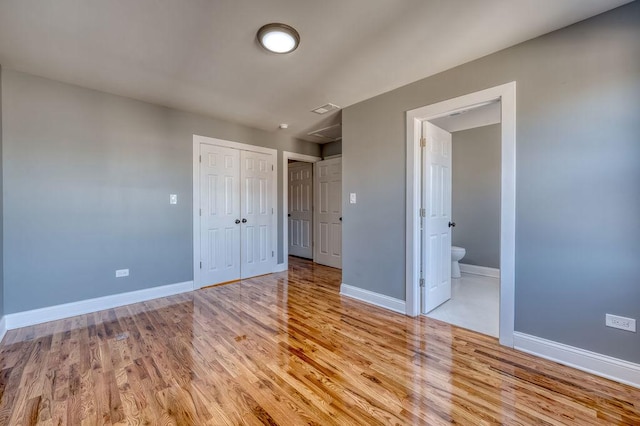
top-left (281, 151), bottom-right (322, 270)
top-left (193, 135), bottom-right (278, 290)
top-left (405, 82), bottom-right (516, 347)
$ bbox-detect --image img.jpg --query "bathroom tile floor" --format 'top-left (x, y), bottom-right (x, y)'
top-left (426, 272), bottom-right (499, 337)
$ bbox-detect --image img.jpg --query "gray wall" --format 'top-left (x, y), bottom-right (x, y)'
top-left (0, 65), bottom-right (3, 318)
top-left (1, 69), bottom-right (320, 314)
top-left (322, 140), bottom-right (342, 158)
top-left (342, 3), bottom-right (640, 363)
top-left (452, 124), bottom-right (500, 268)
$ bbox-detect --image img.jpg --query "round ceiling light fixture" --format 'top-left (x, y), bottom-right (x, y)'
top-left (257, 23), bottom-right (300, 54)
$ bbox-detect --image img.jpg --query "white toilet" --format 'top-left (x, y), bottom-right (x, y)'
top-left (451, 246), bottom-right (466, 278)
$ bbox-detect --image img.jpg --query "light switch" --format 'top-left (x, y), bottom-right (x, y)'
top-left (170, 194), bottom-right (177, 205)
top-left (350, 193), bottom-right (357, 204)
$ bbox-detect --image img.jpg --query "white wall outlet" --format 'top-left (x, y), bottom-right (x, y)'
top-left (350, 193), bottom-right (357, 204)
top-left (606, 314), bottom-right (636, 332)
top-left (115, 269), bottom-right (129, 278)
top-left (170, 194), bottom-right (177, 204)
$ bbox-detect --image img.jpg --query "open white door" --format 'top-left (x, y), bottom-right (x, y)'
top-left (315, 158), bottom-right (342, 269)
top-left (422, 122), bottom-right (452, 313)
top-left (288, 162), bottom-right (313, 259)
top-left (200, 144), bottom-right (241, 286)
top-left (240, 150), bottom-right (275, 278)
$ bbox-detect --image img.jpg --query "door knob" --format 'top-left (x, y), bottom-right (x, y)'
top-left (448, 221), bottom-right (456, 228)
top-left (288, 214), bottom-right (291, 217)
top-left (242, 218), bottom-right (247, 223)
top-left (235, 219), bottom-right (241, 224)
top-left (339, 217), bottom-right (342, 221)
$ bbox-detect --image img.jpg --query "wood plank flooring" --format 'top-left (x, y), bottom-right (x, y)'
top-left (0, 257), bottom-right (638, 425)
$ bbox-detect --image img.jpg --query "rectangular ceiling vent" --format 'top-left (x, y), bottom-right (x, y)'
top-left (311, 103), bottom-right (341, 114)
top-left (307, 123), bottom-right (342, 141)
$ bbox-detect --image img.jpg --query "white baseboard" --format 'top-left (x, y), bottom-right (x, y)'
top-left (513, 332), bottom-right (640, 389)
top-left (459, 263), bottom-right (500, 278)
top-left (0, 316), bottom-right (7, 344)
top-left (340, 283), bottom-right (406, 314)
top-left (4, 281), bottom-right (194, 330)
top-left (273, 263), bottom-right (289, 273)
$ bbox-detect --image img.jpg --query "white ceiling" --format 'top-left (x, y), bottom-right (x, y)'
top-left (0, 0), bottom-right (631, 143)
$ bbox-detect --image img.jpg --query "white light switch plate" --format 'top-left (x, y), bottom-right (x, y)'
top-left (350, 193), bottom-right (357, 204)
top-left (170, 194), bottom-right (177, 204)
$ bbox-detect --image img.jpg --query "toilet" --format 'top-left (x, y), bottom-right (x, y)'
top-left (451, 246), bottom-right (466, 278)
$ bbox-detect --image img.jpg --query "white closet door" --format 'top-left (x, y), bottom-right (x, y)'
top-left (200, 144), bottom-right (241, 286)
top-left (288, 162), bottom-right (313, 259)
top-left (240, 150), bottom-right (275, 278)
top-left (422, 122), bottom-right (452, 313)
top-left (314, 158), bottom-right (342, 269)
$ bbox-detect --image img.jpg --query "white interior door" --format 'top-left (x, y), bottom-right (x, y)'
top-left (240, 150), bottom-right (275, 278)
top-left (200, 144), bottom-right (241, 286)
top-left (422, 122), bottom-right (452, 313)
top-left (315, 158), bottom-right (342, 269)
top-left (288, 162), bottom-right (313, 259)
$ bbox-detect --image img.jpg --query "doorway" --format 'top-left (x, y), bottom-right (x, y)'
top-left (281, 152), bottom-right (321, 269)
top-left (282, 152), bottom-right (343, 271)
top-left (288, 161), bottom-right (314, 259)
top-left (405, 82), bottom-right (516, 347)
top-left (424, 103), bottom-right (502, 337)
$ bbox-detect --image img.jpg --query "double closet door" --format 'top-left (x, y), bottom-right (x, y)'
top-left (199, 143), bottom-right (275, 287)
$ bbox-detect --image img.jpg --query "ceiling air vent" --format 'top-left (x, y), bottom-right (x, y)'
top-left (307, 123), bottom-right (342, 141)
top-left (311, 103), bottom-right (341, 114)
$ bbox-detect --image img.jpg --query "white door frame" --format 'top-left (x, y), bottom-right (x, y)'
top-left (193, 134), bottom-right (278, 289)
top-left (405, 82), bottom-right (516, 347)
top-left (281, 151), bottom-right (322, 270)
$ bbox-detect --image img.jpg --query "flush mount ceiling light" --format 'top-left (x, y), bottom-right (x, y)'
top-left (257, 23), bottom-right (300, 54)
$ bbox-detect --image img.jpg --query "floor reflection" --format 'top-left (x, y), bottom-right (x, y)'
top-left (0, 257), bottom-right (638, 424)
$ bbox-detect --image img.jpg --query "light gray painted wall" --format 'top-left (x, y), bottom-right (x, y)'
top-left (342, 3), bottom-right (640, 363)
top-left (1, 69), bottom-right (320, 314)
top-left (452, 124), bottom-right (500, 269)
top-left (0, 65), bottom-right (3, 319)
top-left (322, 140), bottom-right (342, 158)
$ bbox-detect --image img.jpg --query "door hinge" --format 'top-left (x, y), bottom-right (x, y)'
top-left (272, 251), bottom-right (274, 257)
top-left (419, 208), bottom-right (426, 217)
top-left (199, 261), bottom-right (202, 269)
top-left (272, 208), bottom-right (274, 214)
top-left (419, 278), bottom-right (425, 287)
top-left (199, 208), bottom-right (202, 216)
top-left (199, 155), bottom-right (202, 163)
top-left (272, 164), bottom-right (274, 171)
top-left (420, 137), bottom-right (426, 148)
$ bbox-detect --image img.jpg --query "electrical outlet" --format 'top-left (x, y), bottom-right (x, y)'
top-left (606, 314), bottom-right (636, 332)
top-left (350, 193), bottom-right (357, 204)
top-left (170, 194), bottom-right (177, 204)
top-left (115, 269), bottom-right (129, 278)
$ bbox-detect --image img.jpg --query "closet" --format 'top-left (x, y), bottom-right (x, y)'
top-left (196, 138), bottom-right (276, 287)
top-left (314, 157), bottom-right (342, 269)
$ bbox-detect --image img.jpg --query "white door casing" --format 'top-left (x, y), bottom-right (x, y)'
top-left (240, 150), bottom-right (275, 278)
top-left (288, 162), bottom-right (313, 259)
top-left (200, 144), bottom-right (241, 285)
top-left (405, 82), bottom-right (516, 347)
top-left (421, 122), bottom-right (452, 313)
top-left (314, 158), bottom-right (342, 269)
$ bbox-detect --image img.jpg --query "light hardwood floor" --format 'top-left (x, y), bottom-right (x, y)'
top-left (0, 257), bottom-right (638, 425)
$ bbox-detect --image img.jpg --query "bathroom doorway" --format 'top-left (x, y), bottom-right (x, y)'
top-left (424, 102), bottom-right (502, 337)
top-left (405, 82), bottom-right (516, 347)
